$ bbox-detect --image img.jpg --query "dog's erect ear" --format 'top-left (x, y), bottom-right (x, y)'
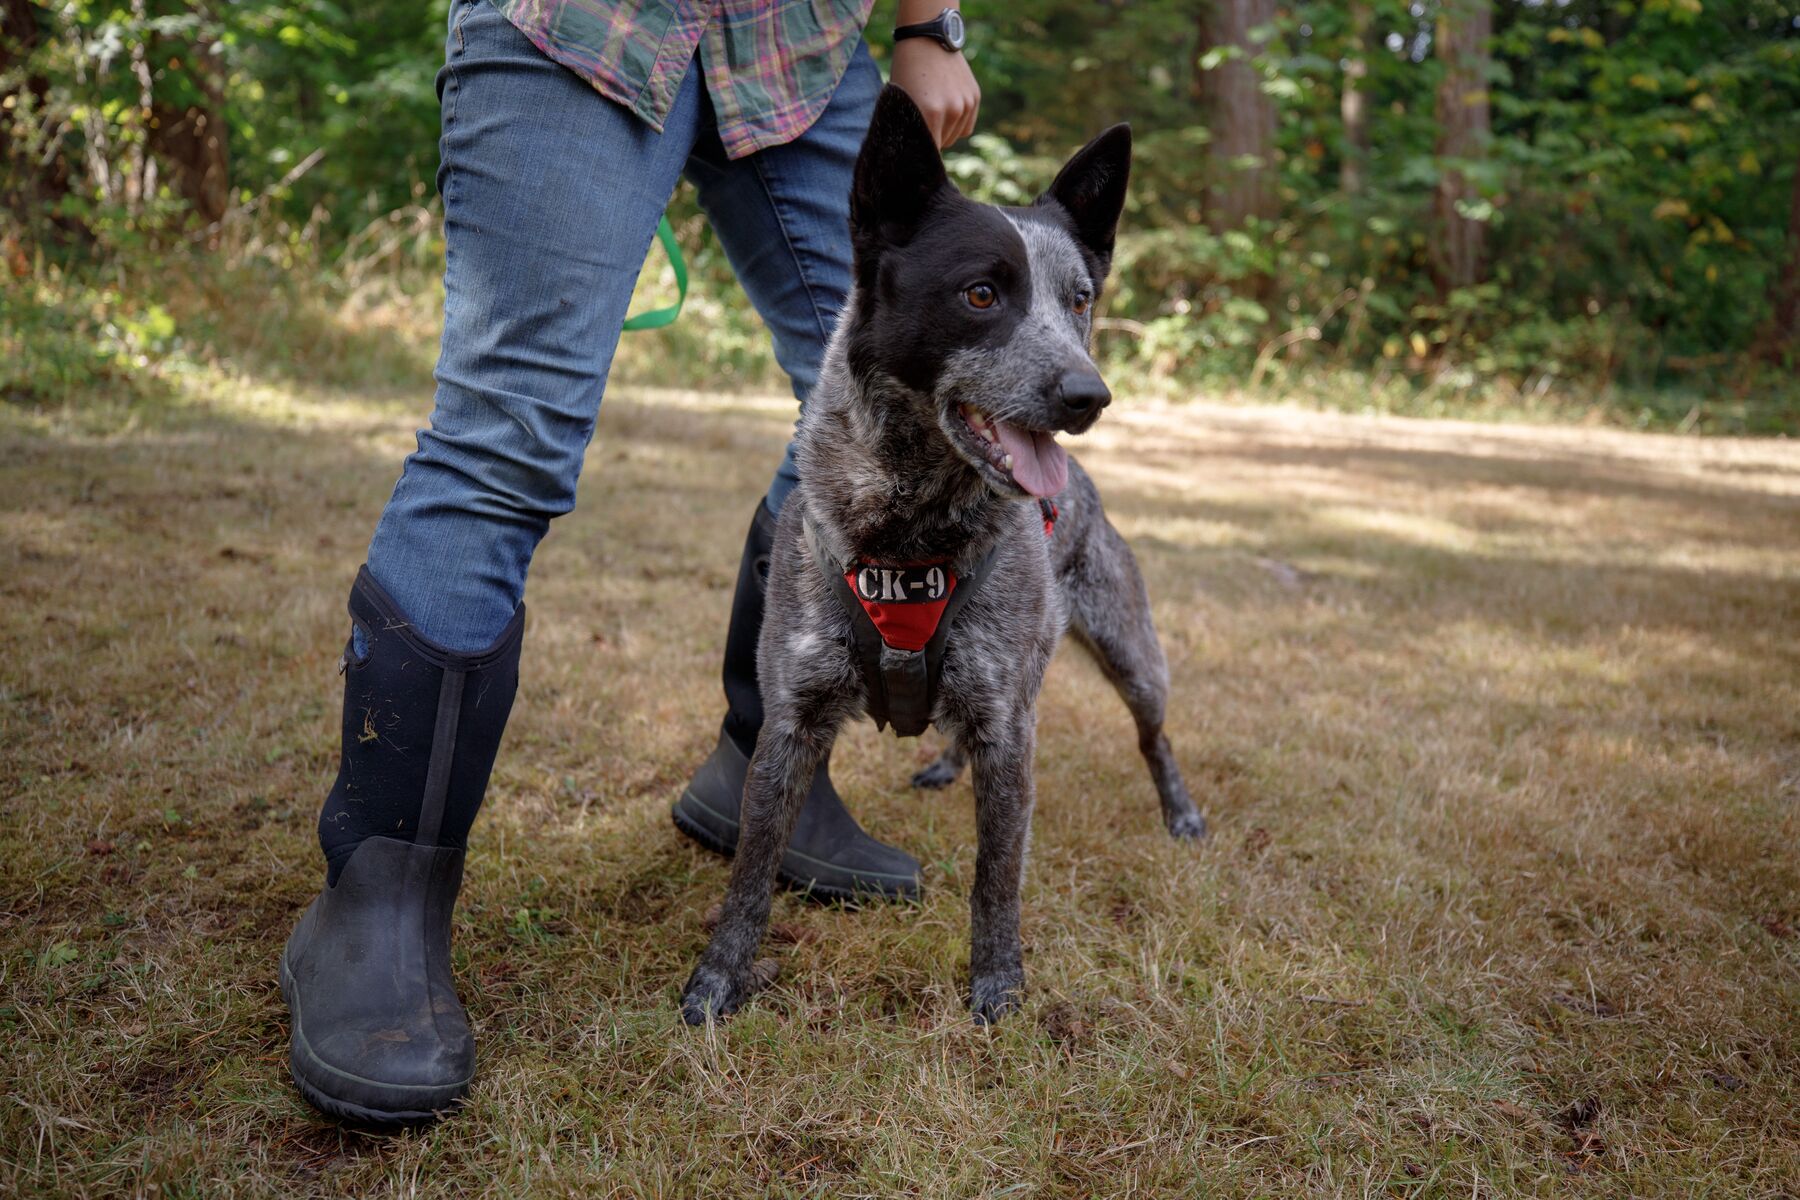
top-left (1037, 123), bottom-right (1132, 274)
top-left (851, 85), bottom-right (948, 263)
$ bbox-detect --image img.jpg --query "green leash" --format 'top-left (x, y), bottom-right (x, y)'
top-left (621, 214), bottom-right (688, 331)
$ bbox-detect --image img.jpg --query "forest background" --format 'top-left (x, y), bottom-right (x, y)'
top-left (3, 0), bottom-right (1799, 432)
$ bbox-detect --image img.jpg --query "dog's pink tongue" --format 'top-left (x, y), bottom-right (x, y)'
top-left (994, 420), bottom-right (1069, 498)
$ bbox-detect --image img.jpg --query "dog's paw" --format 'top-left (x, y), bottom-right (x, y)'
top-left (1166, 810), bottom-right (1209, 841)
top-left (969, 971), bottom-right (1024, 1025)
top-left (679, 964), bottom-right (747, 1026)
top-left (679, 958), bottom-right (780, 1025)
top-left (910, 759), bottom-right (960, 790)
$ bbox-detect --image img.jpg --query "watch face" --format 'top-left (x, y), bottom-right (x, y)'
top-left (943, 9), bottom-right (965, 49)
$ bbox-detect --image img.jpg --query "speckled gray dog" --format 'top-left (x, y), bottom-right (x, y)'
top-left (681, 86), bottom-right (1205, 1027)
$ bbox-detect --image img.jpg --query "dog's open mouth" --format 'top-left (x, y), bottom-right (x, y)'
top-left (957, 404), bottom-right (1069, 498)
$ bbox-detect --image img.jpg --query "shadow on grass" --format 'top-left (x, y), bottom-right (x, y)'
top-left (1117, 486), bottom-right (1800, 633)
top-left (1197, 436), bottom-right (1800, 515)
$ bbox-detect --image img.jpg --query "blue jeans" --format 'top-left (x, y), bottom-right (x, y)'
top-left (365, 0), bottom-right (878, 651)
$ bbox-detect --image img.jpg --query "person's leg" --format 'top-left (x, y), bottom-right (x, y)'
top-left (687, 42), bottom-right (881, 518)
top-left (363, 10), bottom-right (703, 653)
top-left (670, 45), bottom-right (922, 902)
top-left (320, 0), bottom-right (705, 871)
top-left (287, 0), bottom-right (705, 1125)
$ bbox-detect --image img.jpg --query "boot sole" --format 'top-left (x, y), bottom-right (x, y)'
top-left (672, 788), bottom-right (920, 904)
top-left (279, 952), bottom-right (470, 1126)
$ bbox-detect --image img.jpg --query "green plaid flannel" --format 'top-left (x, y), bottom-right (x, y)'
top-left (495, 0), bottom-right (877, 159)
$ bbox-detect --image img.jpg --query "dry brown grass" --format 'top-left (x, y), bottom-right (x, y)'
top-left (3, 342), bottom-right (1798, 1197)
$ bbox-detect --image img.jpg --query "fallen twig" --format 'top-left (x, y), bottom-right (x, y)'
top-left (1249, 287), bottom-right (1359, 387)
top-left (1093, 316), bottom-right (1149, 337)
top-left (186, 147), bottom-right (325, 243)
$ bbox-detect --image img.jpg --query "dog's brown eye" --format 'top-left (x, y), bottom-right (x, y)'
top-left (965, 284), bottom-right (997, 310)
top-left (1072, 290), bottom-right (1092, 315)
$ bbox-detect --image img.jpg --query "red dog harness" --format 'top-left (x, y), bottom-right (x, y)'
top-left (810, 500), bottom-right (1058, 737)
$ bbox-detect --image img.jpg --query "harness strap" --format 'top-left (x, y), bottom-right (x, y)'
top-left (807, 519), bottom-right (995, 738)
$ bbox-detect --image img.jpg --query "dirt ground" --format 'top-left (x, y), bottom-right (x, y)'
top-left (3, 365), bottom-right (1798, 1196)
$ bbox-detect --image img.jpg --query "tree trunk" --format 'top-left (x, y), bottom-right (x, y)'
top-left (141, 0), bottom-right (230, 232)
top-left (1199, 0), bottom-right (1278, 231)
top-left (149, 97), bottom-right (231, 226)
top-left (1757, 149), bottom-right (1800, 363)
top-left (1340, 0), bottom-right (1370, 195)
top-left (0, 0), bottom-right (72, 225)
top-left (1431, 0), bottom-right (1491, 292)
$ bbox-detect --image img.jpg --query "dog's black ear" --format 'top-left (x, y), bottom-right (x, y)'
top-left (1037, 123), bottom-right (1132, 274)
top-left (851, 85), bottom-right (948, 267)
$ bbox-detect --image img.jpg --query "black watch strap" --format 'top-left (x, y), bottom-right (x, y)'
top-left (894, 8), bottom-right (966, 52)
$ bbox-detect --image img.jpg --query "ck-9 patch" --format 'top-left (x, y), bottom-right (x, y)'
top-left (843, 562), bottom-right (958, 653)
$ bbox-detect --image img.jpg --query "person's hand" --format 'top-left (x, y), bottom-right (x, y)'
top-left (890, 38), bottom-right (980, 148)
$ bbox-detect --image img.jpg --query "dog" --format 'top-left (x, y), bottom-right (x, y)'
top-left (681, 85), bottom-right (1205, 1027)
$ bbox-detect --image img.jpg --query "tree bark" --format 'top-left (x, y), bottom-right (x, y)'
top-left (1340, 0), bottom-right (1370, 195)
top-left (149, 96), bottom-right (231, 226)
top-left (146, 27), bottom-right (231, 227)
top-left (1757, 149), bottom-right (1800, 363)
top-left (1431, 0), bottom-right (1491, 292)
top-left (1199, 0), bottom-right (1278, 230)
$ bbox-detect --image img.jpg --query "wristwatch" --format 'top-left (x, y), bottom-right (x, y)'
top-left (894, 8), bottom-right (966, 52)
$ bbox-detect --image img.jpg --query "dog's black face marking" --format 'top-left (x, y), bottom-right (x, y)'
top-left (845, 86), bottom-right (1133, 502)
top-left (847, 197), bottom-right (1031, 392)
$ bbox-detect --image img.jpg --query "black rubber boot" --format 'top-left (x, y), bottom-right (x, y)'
top-left (673, 502), bottom-right (921, 902)
top-left (281, 838), bottom-right (472, 1124)
top-left (282, 567), bottom-right (524, 1125)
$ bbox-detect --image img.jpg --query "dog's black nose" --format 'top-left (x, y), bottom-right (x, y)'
top-left (1055, 369), bottom-right (1112, 422)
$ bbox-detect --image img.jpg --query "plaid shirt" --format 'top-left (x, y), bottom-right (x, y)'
top-left (496, 0), bottom-right (877, 159)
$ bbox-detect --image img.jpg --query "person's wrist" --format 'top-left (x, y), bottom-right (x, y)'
top-left (894, 3), bottom-right (965, 53)
top-left (896, 0), bottom-right (958, 25)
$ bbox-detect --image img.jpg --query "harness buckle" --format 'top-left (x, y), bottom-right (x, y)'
top-left (878, 645), bottom-right (932, 738)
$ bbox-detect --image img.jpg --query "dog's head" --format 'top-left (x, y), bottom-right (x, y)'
top-left (845, 86), bottom-right (1131, 501)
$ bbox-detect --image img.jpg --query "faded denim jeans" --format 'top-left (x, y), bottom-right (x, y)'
top-left (365, 0), bottom-right (878, 650)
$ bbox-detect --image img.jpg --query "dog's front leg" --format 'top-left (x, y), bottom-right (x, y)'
top-left (965, 719), bottom-right (1037, 1024)
top-left (680, 714), bottom-right (836, 1025)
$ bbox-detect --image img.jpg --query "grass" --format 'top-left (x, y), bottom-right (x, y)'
top-left (2, 282), bottom-right (1799, 1198)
